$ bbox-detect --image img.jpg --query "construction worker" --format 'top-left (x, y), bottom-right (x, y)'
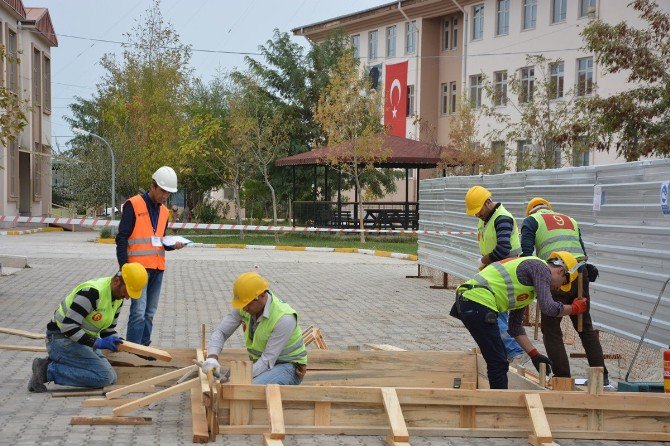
top-left (464, 185), bottom-right (525, 362)
top-left (201, 272), bottom-right (308, 385)
top-left (521, 197), bottom-right (608, 384)
top-left (28, 263), bottom-right (148, 392)
top-left (116, 166), bottom-right (185, 350)
top-left (451, 251), bottom-right (587, 389)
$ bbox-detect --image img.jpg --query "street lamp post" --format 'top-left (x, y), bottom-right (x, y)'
top-left (72, 128), bottom-right (116, 232)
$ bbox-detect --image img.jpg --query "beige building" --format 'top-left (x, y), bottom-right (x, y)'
top-left (0, 0), bottom-right (56, 223)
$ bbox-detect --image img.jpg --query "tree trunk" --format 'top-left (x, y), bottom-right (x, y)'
top-left (354, 167), bottom-right (365, 244)
top-left (262, 166), bottom-right (278, 225)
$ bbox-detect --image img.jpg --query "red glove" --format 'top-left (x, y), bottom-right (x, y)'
top-left (571, 298), bottom-right (588, 315)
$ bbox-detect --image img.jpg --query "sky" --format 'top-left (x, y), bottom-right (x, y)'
top-left (37, 0), bottom-right (385, 152)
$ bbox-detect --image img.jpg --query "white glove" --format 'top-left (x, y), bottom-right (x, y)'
top-left (202, 357), bottom-right (221, 376)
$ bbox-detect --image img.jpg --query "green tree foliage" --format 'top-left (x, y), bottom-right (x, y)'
top-left (581, 0), bottom-right (670, 160)
top-left (0, 44), bottom-right (28, 168)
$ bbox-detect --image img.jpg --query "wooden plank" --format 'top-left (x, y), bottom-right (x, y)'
top-left (550, 377), bottom-right (575, 392)
top-left (52, 390), bottom-right (107, 397)
top-left (82, 397), bottom-right (139, 407)
top-left (386, 435), bottom-right (411, 446)
top-left (263, 433), bottom-right (285, 446)
top-left (266, 385), bottom-right (286, 440)
top-left (364, 344), bottom-right (407, 351)
top-left (381, 387), bottom-right (410, 442)
top-left (0, 327), bottom-right (45, 339)
top-left (190, 386), bottom-right (209, 443)
top-left (459, 382), bottom-right (476, 428)
top-left (115, 341), bottom-right (172, 362)
top-left (112, 378), bottom-right (198, 416)
top-left (577, 272), bottom-right (584, 332)
top-left (195, 349), bottom-right (210, 398)
top-left (105, 366), bottom-right (192, 399)
top-left (587, 367), bottom-right (604, 431)
top-left (525, 393), bottom-right (553, 444)
top-left (70, 416), bottom-right (152, 425)
top-left (539, 363), bottom-right (547, 388)
top-left (0, 344), bottom-right (46, 352)
top-left (314, 402), bottom-right (331, 426)
top-left (229, 360), bottom-right (253, 426)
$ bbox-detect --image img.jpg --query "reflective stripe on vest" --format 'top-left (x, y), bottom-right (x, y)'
top-left (530, 209), bottom-right (585, 260)
top-left (458, 257), bottom-right (538, 313)
top-left (477, 204), bottom-right (522, 257)
top-left (126, 194), bottom-right (168, 270)
top-left (239, 292), bottom-right (308, 366)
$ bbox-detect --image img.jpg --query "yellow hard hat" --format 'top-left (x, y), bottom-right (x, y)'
top-left (526, 197), bottom-right (552, 216)
top-left (548, 251), bottom-right (580, 292)
top-left (121, 263), bottom-right (148, 299)
top-left (232, 272), bottom-right (268, 309)
top-left (464, 186), bottom-right (492, 216)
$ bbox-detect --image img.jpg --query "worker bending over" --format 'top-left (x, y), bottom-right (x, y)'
top-left (451, 251), bottom-right (587, 389)
top-left (464, 185), bottom-right (525, 362)
top-left (28, 263), bottom-right (148, 392)
top-left (522, 197), bottom-right (608, 384)
top-left (202, 272), bottom-right (307, 385)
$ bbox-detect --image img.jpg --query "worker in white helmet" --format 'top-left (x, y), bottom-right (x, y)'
top-left (115, 166), bottom-right (185, 354)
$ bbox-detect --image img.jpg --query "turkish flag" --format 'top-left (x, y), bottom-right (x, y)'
top-left (384, 61), bottom-right (408, 137)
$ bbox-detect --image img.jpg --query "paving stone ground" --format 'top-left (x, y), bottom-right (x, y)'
top-left (0, 232), bottom-right (663, 446)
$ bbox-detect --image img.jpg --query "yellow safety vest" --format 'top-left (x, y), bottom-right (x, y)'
top-left (477, 204), bottom-right (521, 257)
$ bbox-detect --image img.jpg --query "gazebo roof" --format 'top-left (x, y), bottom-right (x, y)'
top-left (275, 134), bottom-right (461, 169)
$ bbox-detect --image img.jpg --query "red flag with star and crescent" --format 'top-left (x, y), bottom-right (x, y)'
top-left (384, 61), bottom-right (408, 137)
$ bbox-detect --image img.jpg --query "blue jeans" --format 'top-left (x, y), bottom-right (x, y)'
top-left (126, 269), bottom-right (164, 345)
top-left (46, 337), bottom-right (116, 388)
top-left (498, 312), bottom-right (525, 361)
top-left (252, 363), bottom-right (304, 385)
top-left (458, 297), bottom-right (509, 389)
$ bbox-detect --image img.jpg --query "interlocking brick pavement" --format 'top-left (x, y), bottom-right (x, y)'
top-left (0, 232), bottom-right (663, 446)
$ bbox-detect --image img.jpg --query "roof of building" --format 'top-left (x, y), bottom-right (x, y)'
top-left (24, 7), bottom-right (58, 46)
top-left (1, 0), bottom-right (26, 19)
top-left (275, 134), bottom-right (461, 168)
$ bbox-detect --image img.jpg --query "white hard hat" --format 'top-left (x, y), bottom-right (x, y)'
top-left (152, 166), bottom-right (178, 193)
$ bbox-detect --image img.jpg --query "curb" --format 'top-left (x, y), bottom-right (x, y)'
top-left (0, 227), bottom-right (63, 236)
top-left (95, 239), bottom-right (417, 261)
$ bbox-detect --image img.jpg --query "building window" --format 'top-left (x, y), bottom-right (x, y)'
top-left (551, 142), bottom-right (562, 168)
top-left (573, 139), bottom-right (590, 166)
top-left (576, 57), bottom-right (594, 96)
top-left (368, 30), bottom-right (378, 61)
top-left (351, 34), bottom-right (360, 59)
top-left (33, 48), bottom-right (42, 107)
top-left (580, 0), bottom-right (596, 18)
top-left (516, 140), bottom-right (533, 171)
top-left (522, 0), bottom-right (537, 30)
top-left (492, 141), bottom-right (506, 173)
top-left (469, 74), bottom-right (483, 108)
top-left (452, 17), bottom-right (459, 49)
top-left (407, 84), bottom-right (415, 116)
top-left (405, 21), bottom-right (416, 54)
top-left (493, 70), bottom-right (507, 106)
top-left (552, 0), bottom-right (567, 23)
top-left (519, 66), bottom-right (535, 103)
top-left (472, 4), bottom-right (484, 41)
top-left (386, 26), bottom-right (396, 57)
top-left (8, 29), bottom-right (17, 93)
top-left (441, 83), bottom-right (449, 115)
top-left (549, 61), bottom-right (564, 99)
top-left (449, 81), bottom-right (457, 114)
top-left (8, 139), bottom-right (18, 199)
top-left (443, 18), bottom-right (450, 50)
top-left (496, 0), bottom-right (510, 36)
top-left (33, 143), bottom-right (42, 201)
top-left (43, 56), bottom-right (51, 113)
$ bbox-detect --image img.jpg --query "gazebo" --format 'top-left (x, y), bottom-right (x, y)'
top-left (275, 135), bottom-right (460, 229)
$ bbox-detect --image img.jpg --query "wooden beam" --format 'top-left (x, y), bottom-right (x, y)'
top-left (0, 327), bottom-right (46, 339)
top-left (364, 344), bottom-right (407, 351)
top-left (381, 387), bottom-right (409, 442)
top-left (587, 367), bottom-right (604, 432)
top-left (266, 384), bottom-right (286, 440)
top-left (539, 363), bottom-right (547, 388)
top-left (0, 344), bottom-right (46, 352)
top-left (52, 390), bottom-right (107, 397)
top-left (112, 378), bottom-right (198, 416)
top-left (525, 393), bottom-right (553, 445)
top-left (550, 377), bottom-right (575, 391)
top-left (263, 433), bottom-right (285, 446)
top-left (459, 382), bottom-right (476, 428)
top-left (70, 416), bottom-right (151, 425)
top-left (386, 435), bottom-right (411, 446)
top-left (105, 366), bottom-right (192, 399)
top-left (115, 341), bottom-right (172, 362)
top-left (314, 401), bottom-right (331, 426)
top-left (229, 360), bottom-right (253, 425)
top-left (190, 386), bottom-right (209, 443)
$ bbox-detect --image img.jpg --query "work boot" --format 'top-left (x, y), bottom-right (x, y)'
top-left (28, 357), bottom-right (50, 393)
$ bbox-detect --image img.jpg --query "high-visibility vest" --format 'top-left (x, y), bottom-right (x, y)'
top-left (477, 204), bottom-right (521, 257)
top-left (126, 194), bottom-right (168, 270)
top-left (53, 277), bottom-right (122, 337)
top-left (457, 257), bottom-right (539, 313)
top-left (529, 209), bottom-right (585, 260)
top-left (239, 292), bottom-right (308, 366)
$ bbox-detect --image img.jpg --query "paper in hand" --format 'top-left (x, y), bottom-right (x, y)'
top-left (162, 235), bottom-right (193, 247)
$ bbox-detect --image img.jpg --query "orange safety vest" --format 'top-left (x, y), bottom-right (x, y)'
top-left (126, 194), bottom-right (168, 270)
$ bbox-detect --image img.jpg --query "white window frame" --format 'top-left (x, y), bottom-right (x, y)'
top-left (472, 4), bottom-right (484, 41)
top-left (386, 25), bottom-right (396, 57)
top-left (469, 74), bottom-right (483, 108)
top-left (549, 61), bottom-right (564, 99)
top-left (493, 70), bottom-right (507, 106)
top-left (443, 18), bottom-right (450, 50)
top-left (405, 21), bottom-right (416, 55)
top-left (552, 0), bottom-right (567, 24)
top-left (580, 0), bottom-right (596, 18)
top-left (368, 30), bottom-right (378, 61)
top-left (440, 83), bottom-right (449, 115)
top-left (351, 34), bottom-right (360, 59)
top-left (449, 81), bottom-right (457, 114)
top-left (522, 0), bottom-right (537, 30)
top-left (452, 16), bottom-right (459, 49)
top-left (576, 57), bottom-right (594, 96)
top-left (519, 66), bottom-right (535, 103)
top-left (496, 0), bottom-right (510, 36)
top-left (406, 84), bottom-right (415, 116)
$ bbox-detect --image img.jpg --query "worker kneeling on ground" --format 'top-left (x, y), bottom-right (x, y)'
top-left (202, 272), bottom-right (307, 385)
top-left (28, 263), bottom-right (148, 392)
top-left (450, 252), bottom-right (587, 389)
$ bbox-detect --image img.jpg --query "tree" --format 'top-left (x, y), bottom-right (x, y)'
top-left (314, 51), bottom-right (390, 243)
top-left (482, 55), bottom-right (586, 171)
top-left (581, 0), bottom-right (670, 160)
top-left (0, 44), bottom-right (29, 169)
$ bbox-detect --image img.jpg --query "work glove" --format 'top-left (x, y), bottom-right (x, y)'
top-left (202, 357), bottom-right (221, 377)
top-left (93, 335), bottom-right (123, 352)
top-left (529, 349), bottom-right (553, 375)
top-left (571, 298), bottom-right (588, 315)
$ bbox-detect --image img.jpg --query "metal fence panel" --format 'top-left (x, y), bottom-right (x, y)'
top-left (418, 159), bottom-right (670, 348)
